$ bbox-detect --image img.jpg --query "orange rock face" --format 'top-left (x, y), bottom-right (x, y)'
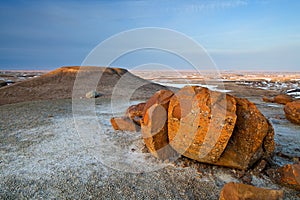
top-left (168, 86), bottom-right (237, 163)
top-left (141, 90), bottom-right (177, 160)
top-left (276, 163), bottom-right (300, 191)
top-left (215, 98), bottom-right (275, 170)
top-left (284, 101), bottom-right (300, 125)
top-left (125, 102), bottom-right (146, 125)
top-left (219, 182), bottom-right (284, 200)
top-left (110, 117), bottom-right (140, 132)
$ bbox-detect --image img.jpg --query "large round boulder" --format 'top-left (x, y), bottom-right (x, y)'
top-left (168, 86), bottom-right (237, 163)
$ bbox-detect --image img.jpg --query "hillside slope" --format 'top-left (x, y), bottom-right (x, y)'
top-left (0, 66), bottom-right (168, 105)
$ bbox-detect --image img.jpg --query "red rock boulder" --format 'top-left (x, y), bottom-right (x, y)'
top-left (215, 98), bottom-right (275, 170)
top-left (168, 86), bottom-right (237, 163)
top-left (141, 90), bottom-right (178, 160)
top-left (284, 101), bottom-right (300, 125)
top-left (219, 182), bottom-right (284, 200)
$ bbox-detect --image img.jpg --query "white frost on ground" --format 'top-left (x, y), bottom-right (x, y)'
top-left (0, 102), bottom-right (170, 183)
top-left (1, 118), bottom-right (100, 182)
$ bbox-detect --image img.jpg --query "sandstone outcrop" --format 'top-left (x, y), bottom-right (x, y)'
top-left (284, 101), bottom-right (300, 125)
top-left (219, 182), bottom-right (284, 200)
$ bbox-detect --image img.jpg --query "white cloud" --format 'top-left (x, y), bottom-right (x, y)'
top-left (166, 0), bottom-right (248, 13)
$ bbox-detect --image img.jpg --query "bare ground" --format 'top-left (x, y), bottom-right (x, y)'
top-left (1, 98), bottom-right (299, 199)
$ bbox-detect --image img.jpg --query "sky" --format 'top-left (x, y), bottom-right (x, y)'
top-left (0, 0), bottom-right (299, 71)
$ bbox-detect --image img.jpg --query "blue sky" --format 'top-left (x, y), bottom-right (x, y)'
top-left (0, 0), bottom-right (299, 71)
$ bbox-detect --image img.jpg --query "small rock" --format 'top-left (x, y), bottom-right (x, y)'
top-left (85, 90), bottom-right (101, 98)
top-left (110, 117), bottom-right (140, 132)
top-left (219, 182), bottom-right (284, 200)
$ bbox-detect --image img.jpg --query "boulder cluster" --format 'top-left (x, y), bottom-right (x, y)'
top-left (111, 86), bottom-right (300, 196)
top-left (111, 86), bottom-right (275, 170)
